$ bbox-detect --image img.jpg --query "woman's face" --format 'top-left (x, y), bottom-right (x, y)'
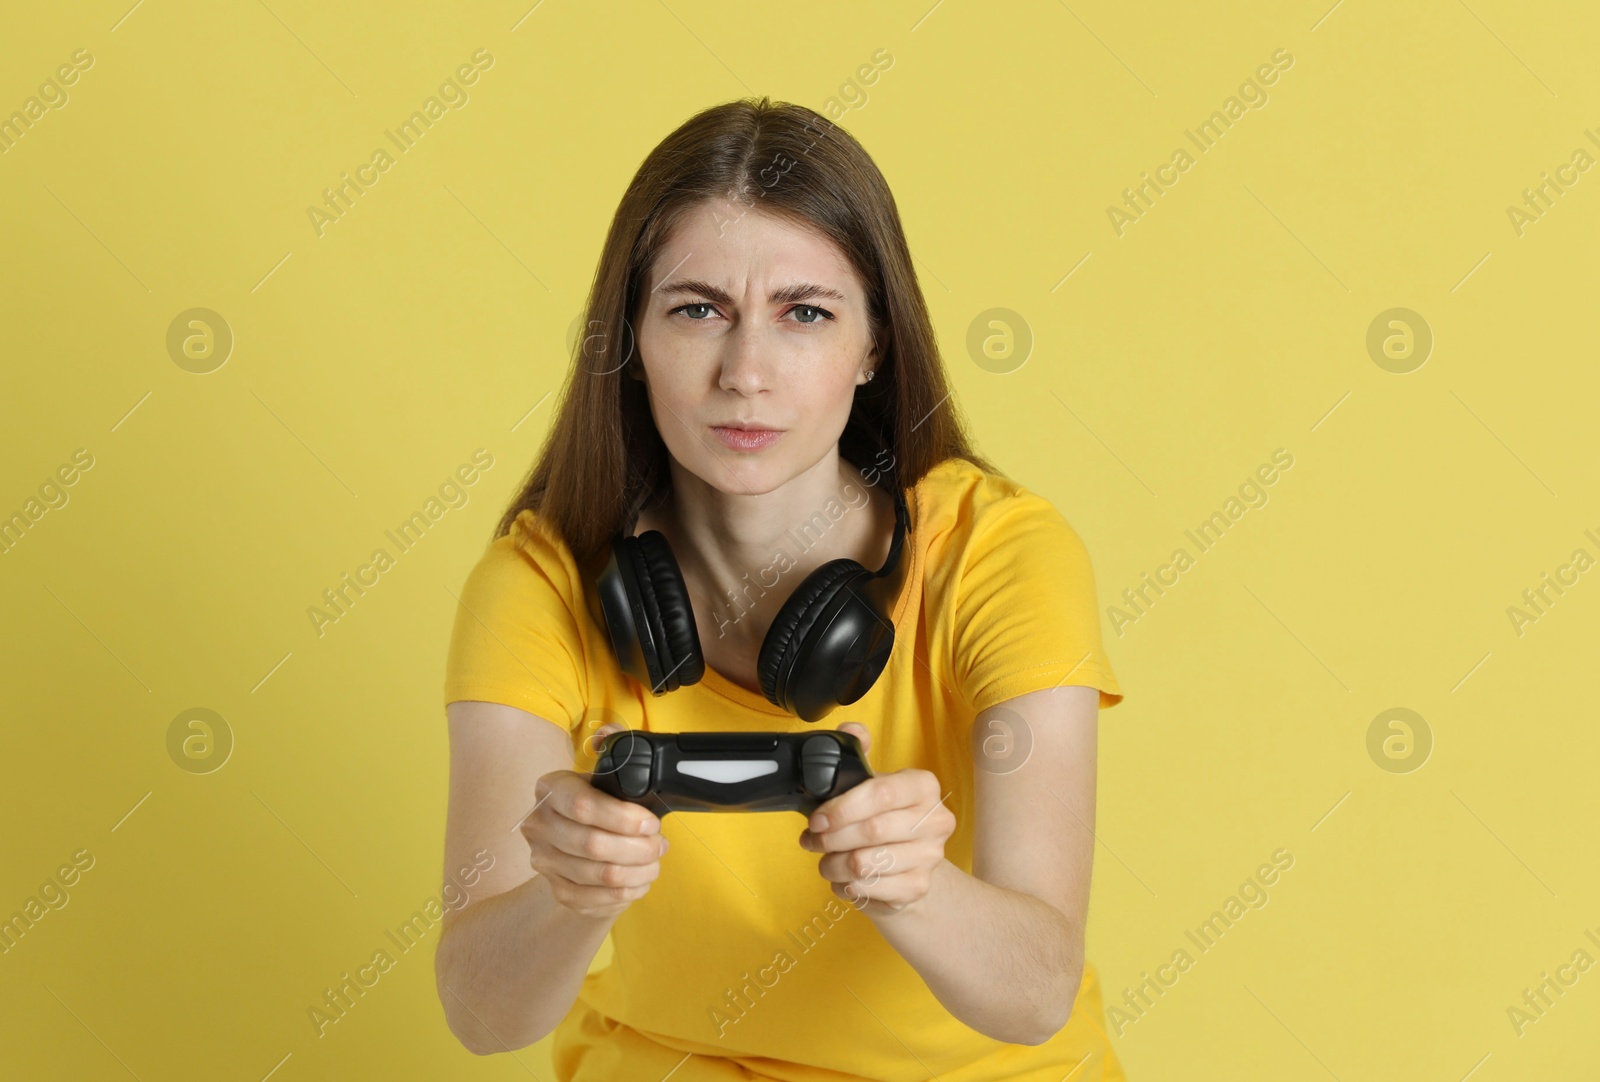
top-left (631, 198), bottom-right (878, 497)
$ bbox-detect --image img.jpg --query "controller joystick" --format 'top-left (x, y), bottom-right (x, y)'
top-left (799, 734), bottom-right (842, 799)
top-left (609, 730), bottom-right (654, 798)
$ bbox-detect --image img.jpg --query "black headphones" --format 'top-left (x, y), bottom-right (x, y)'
top-left (589, 430), bottom-right (910, 722)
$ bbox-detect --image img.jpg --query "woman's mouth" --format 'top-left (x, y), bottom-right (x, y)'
top-left (711, 426), bottom-right (784, 451)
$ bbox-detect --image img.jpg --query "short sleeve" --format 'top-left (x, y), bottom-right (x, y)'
top-left (951, 490), bottom-right (1124, 714)
top-left (442, 513), bottom-right (588, 731)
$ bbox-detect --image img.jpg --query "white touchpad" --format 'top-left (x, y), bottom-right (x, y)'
top-left (676, 759), bottom-right (780, 784)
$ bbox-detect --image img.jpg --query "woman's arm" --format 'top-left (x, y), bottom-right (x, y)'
top-left (803, 685), bottom-right (1099, 1046)
top-left (435, 864), bottom-right (617, 1054)
top-left (434, 701), bottom-right (657, 1054)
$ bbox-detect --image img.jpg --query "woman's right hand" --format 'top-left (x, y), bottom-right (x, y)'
top-left (519, 723), bottom-right (668, 920)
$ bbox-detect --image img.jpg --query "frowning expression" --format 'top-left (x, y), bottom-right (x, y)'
top-left (632, 198), bottom-right (878, 495)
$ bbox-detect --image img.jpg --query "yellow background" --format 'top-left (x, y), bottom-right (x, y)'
top-left (3, 0), bottom-right (1597, 1078)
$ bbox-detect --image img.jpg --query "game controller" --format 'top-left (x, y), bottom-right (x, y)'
top-left (589, 730), bottom-right (872, 816)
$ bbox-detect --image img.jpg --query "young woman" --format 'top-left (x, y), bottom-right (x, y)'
top-left (436, 97), bottom-right (1128, 1081)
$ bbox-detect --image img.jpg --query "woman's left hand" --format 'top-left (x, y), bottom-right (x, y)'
top-left (798, 723), bottom-right (957, 916)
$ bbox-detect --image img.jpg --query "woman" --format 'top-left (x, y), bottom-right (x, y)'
top-left (436, 96), bottom-right (1127, 1081)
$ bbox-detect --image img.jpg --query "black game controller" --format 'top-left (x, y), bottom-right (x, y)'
top-left (589, 730), bottom-right (872, 816)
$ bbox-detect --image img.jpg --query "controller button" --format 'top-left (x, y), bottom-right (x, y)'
top-left (677, 760), bottom-right (780, 784)
top-left (800, 734), bottom-right (842, 798)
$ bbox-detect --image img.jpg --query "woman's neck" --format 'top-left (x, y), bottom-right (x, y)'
top-left (637, 451), bottom-right (895, 647)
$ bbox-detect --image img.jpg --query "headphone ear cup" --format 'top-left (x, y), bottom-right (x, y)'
top-left (632, 531), bottom-right (704, 692)
top-left (758, 559), bottom-right (891, 721)
top-left (594, 535), bottom-right (657, 692)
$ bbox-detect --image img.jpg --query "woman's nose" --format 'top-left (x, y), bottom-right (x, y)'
top-left (718, 324), bottom-right (773, 393)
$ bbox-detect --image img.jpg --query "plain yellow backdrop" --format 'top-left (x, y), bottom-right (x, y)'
top-left (3, 1), bottom-right (1597, 1078)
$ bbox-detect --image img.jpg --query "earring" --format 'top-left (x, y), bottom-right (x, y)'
top-left (864, 370), bottom-right (876, 382)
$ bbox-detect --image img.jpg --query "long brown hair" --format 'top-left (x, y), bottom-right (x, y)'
top-left (494, 95), bottom-right (999, 566)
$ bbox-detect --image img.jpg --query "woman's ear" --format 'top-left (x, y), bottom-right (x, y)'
top-left (857, 348), bottom-right (875, 383)
top-left (858, 335), bottom-right (880, 382)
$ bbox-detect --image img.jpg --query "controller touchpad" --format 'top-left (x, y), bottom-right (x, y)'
top-left (676, 760), bottom-right (781, 784)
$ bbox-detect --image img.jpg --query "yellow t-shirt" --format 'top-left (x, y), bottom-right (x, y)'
top-left (443, 456), bottom-right (1128, 1082)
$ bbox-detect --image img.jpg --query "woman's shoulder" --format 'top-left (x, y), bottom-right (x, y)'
top-left (913, 457), bottom-right (1118, 712)
top-left (913, 457), bottom-right (1081, 554)
top-left (503, 506), bottom-right (570, 556)
top-left (445, 508), bottom-right (593, 722)
top-left (464, 509), bottom-right (588, 609)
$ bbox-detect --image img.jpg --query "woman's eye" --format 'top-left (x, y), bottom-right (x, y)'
top-left (790, 305), bottom-right (835, 325)
top-left (670, 303), bottom-right (834, 324)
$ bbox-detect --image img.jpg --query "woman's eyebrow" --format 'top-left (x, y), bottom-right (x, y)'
top-left (655, 278), bottom-right (847, 305)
